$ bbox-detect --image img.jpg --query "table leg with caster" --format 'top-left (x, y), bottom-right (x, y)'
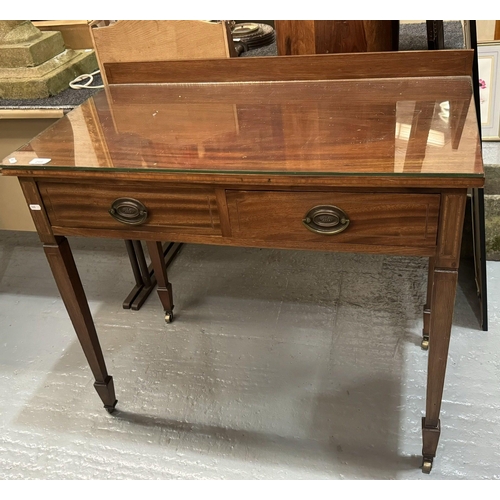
top-left (146, 240), bottom-right (175, 323)
top-left (421, 268), bottom-right (458, 473)
top-left (421, 191), bottom-right (465, 473)
top-left (422, 418), bottom-right (441, 474)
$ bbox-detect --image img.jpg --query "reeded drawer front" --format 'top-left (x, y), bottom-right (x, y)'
top-left (226, 190), bottom-right (440, 248)
top-left (38, 182), bottom-right (221, 234)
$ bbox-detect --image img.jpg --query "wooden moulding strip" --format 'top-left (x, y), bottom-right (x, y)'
top-left (0, 170), bottom-right (486, 190)
top-left (0, 109), bottom-right (64, 119)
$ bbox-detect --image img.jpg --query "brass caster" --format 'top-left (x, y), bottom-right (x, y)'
top-left (165, 312), bottom-right (173, 323)
top-left (421, 459), bottom-right (433, 474)
top-left (421, 338), bottom-right (429, 350)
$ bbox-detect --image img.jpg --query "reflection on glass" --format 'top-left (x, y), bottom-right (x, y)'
top-left (395, 123), bottom-right (445, 147)
top-left (2, 80), bottom-right (481, 177)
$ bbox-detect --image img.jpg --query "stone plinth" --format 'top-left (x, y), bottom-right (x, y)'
top-left (0, 20), bottom-right (98, 99)
top-left (0, 49), bottom-right (98, 99)
top-left (1, 31), bottom-right (66, 68)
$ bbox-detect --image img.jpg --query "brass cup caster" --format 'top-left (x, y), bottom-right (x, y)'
top-left (421, 458), bottom-right (433, 474)
top-left (421, 337), bottom-right (429, 350)
top-left (165, 311), bottom-right (174, 323)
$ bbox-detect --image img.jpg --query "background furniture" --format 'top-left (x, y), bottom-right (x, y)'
top-left (90, 20), bottom-right (235, 87)
top-left (274, 20), bottom-right (398, 55)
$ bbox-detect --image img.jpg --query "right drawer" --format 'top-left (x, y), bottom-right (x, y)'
top-left (226, 190), bottom-right (440, 248)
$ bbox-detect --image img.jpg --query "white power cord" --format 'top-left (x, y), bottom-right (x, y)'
top-left (69, 70), bottom-right (104, 90)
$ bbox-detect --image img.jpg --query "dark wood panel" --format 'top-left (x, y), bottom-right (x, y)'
top-left (226, 190), bottom-right (440, 248)
top-left (316, 21), bottom-right (396, 53)
top-left (104, 50), bottom-right (474, 84)
top-left (275, 20), bottom-right (316, 55)
top-left (38, 182), bottom-right (221, 234)
top-left (273, 20), bottom-right (395, 56)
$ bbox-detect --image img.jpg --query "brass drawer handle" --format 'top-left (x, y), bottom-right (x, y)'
top-left (109, 198), bottom-right (148, 225)
top-left (302, 205), bottom-right (350, 235)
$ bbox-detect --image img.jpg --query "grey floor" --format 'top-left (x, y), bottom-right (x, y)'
top-left (1, 230), bottom-right (500, 480)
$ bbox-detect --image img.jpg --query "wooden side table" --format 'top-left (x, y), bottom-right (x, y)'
top-left (1, 50), bottom-right (484, 473)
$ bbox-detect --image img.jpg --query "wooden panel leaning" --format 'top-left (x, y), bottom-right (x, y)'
top-left (90, 20), bottom-right (236, 86)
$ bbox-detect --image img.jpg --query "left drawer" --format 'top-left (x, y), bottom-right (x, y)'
top-left (38, 182), bottom-right (221, 235)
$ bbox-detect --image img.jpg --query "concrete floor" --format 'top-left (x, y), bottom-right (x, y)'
top-left (1, 230), bottom-right (500, 480)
